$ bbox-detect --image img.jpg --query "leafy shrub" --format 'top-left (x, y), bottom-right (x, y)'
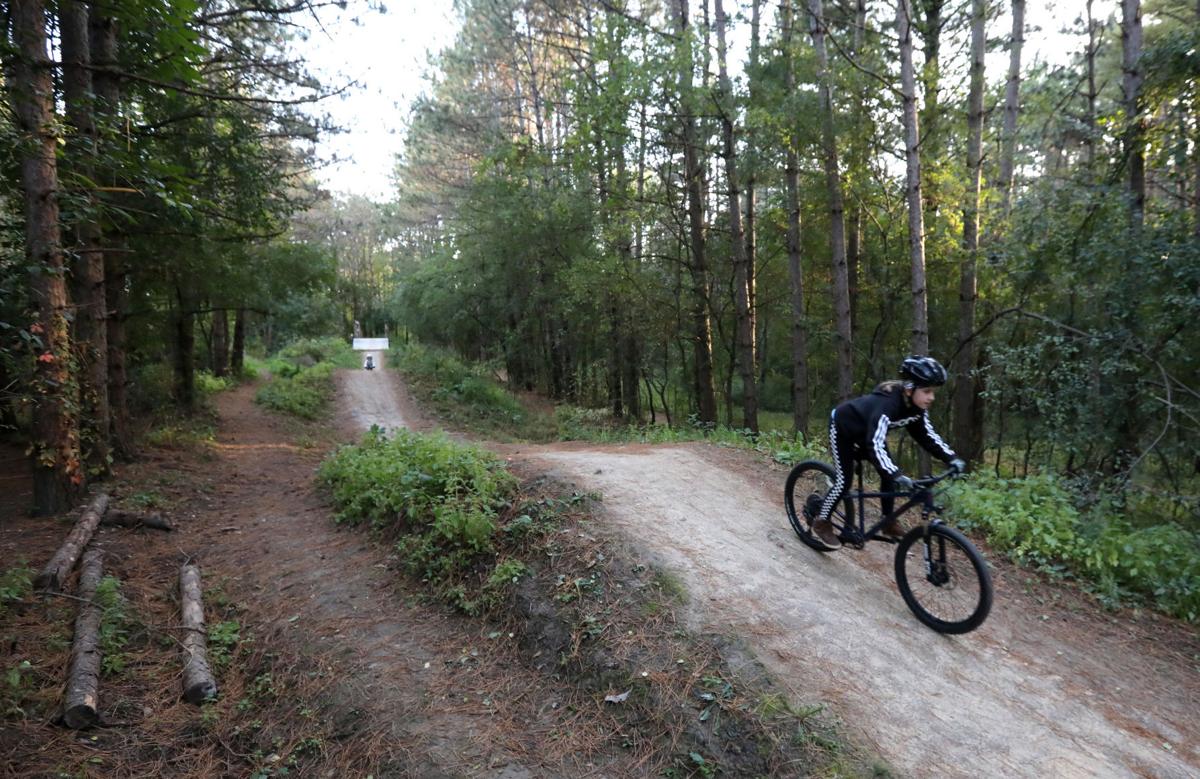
top-left (0, 564), bottom-right (32, 619)
top-left (277, 337), bottom-right (358, 368)
top-left (946, 472), bottom-right (1200, 621)
top-left (317, 427), bottom-right (518, 612)
top-left (94, 576), bottom-right (132, 676)
top-left (196, 370), bottom-right (233, 397)
top-left (254, 362), bottom-right (335, 419)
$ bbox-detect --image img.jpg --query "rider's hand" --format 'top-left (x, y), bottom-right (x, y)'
top-left (894, 474), bottom-right (915, 492)
top-left (949, 458), bottom-right (966, 475)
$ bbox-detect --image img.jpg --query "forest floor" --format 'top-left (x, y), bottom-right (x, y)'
top-left (2, 353), bottom-right (1199, 777)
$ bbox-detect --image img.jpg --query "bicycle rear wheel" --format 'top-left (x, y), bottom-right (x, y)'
top-left (784, 460), bottom-right (854, 553)
top-left (894, 524), bottom-right (993, 634)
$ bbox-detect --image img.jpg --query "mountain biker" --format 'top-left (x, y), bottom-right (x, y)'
top-left (806, 355), bottom-right (966, 550)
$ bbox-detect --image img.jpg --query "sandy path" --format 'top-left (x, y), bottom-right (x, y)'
top-left (527, 445), bottom-right (1199, 778)
top-left (342, 350), bottom-right (415, 432)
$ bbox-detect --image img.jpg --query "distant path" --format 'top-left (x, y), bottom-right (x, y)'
top-left (525, 444), bottom-right (1200, 778)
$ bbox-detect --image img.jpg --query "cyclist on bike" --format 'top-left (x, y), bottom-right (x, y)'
top-left (807, 355), bottom-right (966, 550)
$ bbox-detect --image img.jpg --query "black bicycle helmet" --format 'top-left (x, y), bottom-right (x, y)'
top-left (899, 355), bottom-right (948, 387)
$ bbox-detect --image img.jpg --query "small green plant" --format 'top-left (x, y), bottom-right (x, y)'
top-left (255, 362), bottom-right (336, 419)
top-left (0, 563), bottom-right (33, 618)
top-left (3, 660), bottom-right (33, 717)
top-left (94, 576), bottom-right (132, 676)
top-left (207, 620), bottom-right (241, 670)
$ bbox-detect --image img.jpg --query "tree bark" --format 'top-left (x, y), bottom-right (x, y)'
top-left (211, 309), bottom-right (229, 377)
top-left (781, 0), bottom-right (810, 435)
top-left (1085, 0), bottom-right (1099, 171)
top-left (810, 0), bottom-right (854, 402)
top-left (179, 564), bottom-right (218, 704)
top-left (173, 285), bottom-right (197, 413)
top-left (1121, 0), bottom-right (1145, 228)
top-left (714, 0), bottom-right (758, 432)
top-left (999, 0), bottom-right (1025, 216)
top-left (954, 0), bottom-right (986, 464)
top-left (59, 0), bottom-right (111, 478)
top-left (35, 493), bottom-right (109, 592)
top-left (9, 0), bottom-right (85, 514)
top-left (231, 308), bottom-right (247, 374)
top-left (898, 0), bottom-right (929, 355)
top-left (675, 0), bottom-right (718, 425)
top-left (90, 8), bottom-right (133, 460)
top-left (62, 549), bottom-right (104, 729)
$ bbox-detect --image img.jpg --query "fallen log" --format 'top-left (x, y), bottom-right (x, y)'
top-left (62, 549), bottom-right (105, 729)
top-left (102, 509), bottom-right (173, 532)
top-left (35, 494), bottom-right (109, 592)
top-left (179, 564), bottom-right (217, 703)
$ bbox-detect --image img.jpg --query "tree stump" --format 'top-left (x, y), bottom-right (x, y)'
top-left (35, 493), bottom-right (109, 592)
top-left (179, 564), bottom-right (217, 703)
top-left (62, 549), bottom-right (104, 729)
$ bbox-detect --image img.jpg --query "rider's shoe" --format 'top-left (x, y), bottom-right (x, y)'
top-left (878, 519), bottom-right (905, 541)
top-left (811, 519), bottom-right (842, 550)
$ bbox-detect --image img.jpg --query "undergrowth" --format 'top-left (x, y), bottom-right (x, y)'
top-left (255, 337), bottom-right (357, 419)
top-left (947, 472), bottom-right (1200, 621)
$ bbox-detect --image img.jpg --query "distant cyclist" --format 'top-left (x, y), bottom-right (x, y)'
top-left (806, 356), bottom-right (965, 550)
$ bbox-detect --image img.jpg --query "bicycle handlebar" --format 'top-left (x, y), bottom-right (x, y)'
top-left (912, 468), bottom-right (962, 489)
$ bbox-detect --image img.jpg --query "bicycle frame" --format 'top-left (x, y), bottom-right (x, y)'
top-left (841, 461), bottom-right (946, 547)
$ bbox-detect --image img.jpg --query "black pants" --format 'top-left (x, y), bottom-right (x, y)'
top-left (817, 409), bottom-right (896, 522)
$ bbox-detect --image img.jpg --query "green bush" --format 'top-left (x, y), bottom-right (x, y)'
top-left (0, 564), bottom-right (32, 619)
top-left (317, 427), bottom-right (518, 612)
top-left (946, 472), bottom-right (1200, 621)
top-left (254, 362), bottom-right (335, 419)
top-left (277, 336), bottom-right (358, 368)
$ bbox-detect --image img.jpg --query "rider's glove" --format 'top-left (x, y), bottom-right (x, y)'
top-left (949, 458), bottom-right (966, 475)
top-left (894, 474), bottom-right (915, 492)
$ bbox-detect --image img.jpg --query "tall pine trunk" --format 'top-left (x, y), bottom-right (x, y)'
top-left (231, 309), bottom-right (247, 374)
top-left (676, 0), bottom-right (718, 425)
top-left (59, 0), bottom-right (110, 477)
top-left (1121, 0), bottom-right (1145, 228)
top-left (999, 0), bottom-right (1025, 216)
top-left (714, 0), bottom-right (758, 432)
top-left (898, 0), bottom-right (929, 355)
top-left (810, 0), bottom-right (853, 402)
top-left (211, 310), bottom-right (229, 377)
top-left (781, 0), bottom-right (810, 435)
top-left (953, 0), bottom-right (986, 464)
top-left (9, 0), bottom-right (84, 514)
top-left (90, 8), bottom-right (133, 459)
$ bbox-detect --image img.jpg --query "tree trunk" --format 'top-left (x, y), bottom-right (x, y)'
top-left (1121, 0), bottom-right (1145, 228)
top-left (9, 0), bottom-right (84, 514)
top-left (59, 0), bottom-right (111, 478)
top-left (714, 0), bottom-right (758, 432)
top-left (231, 308), bottom-right (246, 374)
top-left (810, 0), bottom-right (854, 402)
top-left (62, 549), bottom-right (104, 729)
top-left (676, 0), bottom-right (718, 425)
top-left (744, 0), bottom-right (761, 366)
top-left (898, 0), bottom-right (929, 355)
top-left (1085, 0), bottom-right (1099, 171)
top-left (35, 493), bottom-right (109, 592)
top-left (173, 286), bottom-right (197, 414)
top-left (781, 0), bottom-right (810, 435)
top-left (90, 7), bottom-right (133, 460)
top-left (999, 0), bottom-right (1025, 216)
top-left (954, 0), bottom-right (986, 465)
top-left (179, 564), bottom-right (218, 704)
top-left (211, 309), bottom-right (229, 377)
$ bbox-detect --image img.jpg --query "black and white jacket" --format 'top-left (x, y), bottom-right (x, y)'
top-left (832, 384), bottom-right (957, 478)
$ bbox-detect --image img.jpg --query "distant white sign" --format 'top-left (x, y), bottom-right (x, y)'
top-left (352, 338), bottom-right (389, 351)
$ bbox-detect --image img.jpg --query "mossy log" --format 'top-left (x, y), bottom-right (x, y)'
top-left (35, 493), bottom-right (109, 592)
top-left (179, 564), bottom-right (217, 703)
top-left (61, 549), bottom-right (104, 729)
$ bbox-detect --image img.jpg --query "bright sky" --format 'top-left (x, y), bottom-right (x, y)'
top-left (296, 1), bottom-right (460, 201)
top-left (297, 1), bottom-right (1084, 202)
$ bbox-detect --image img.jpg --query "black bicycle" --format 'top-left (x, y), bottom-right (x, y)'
top-left (784, 460), bottom-right (993, 634)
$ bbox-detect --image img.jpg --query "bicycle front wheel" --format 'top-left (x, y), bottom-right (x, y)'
top-left (894, 524), bottom-right (993, 634)
top-left (784, 460), bottom-right (854, 553)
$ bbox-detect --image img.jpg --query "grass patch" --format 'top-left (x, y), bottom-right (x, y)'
top-left (947, 471), bottom-right (1200, 621)
top-left (254, 337), bottom-right (357, 420)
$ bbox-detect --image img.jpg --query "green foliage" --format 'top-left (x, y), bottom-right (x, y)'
top-left (0, 563), bottom-right (33, 619)
top-left (196, 371), bottom-right (234, 396)
top-left (317, 427), bottom-right (518, 613)
top-left (254, 362), bottom-right (334, 420)
top-left (207, 621), bottom-right (241, 671)
top-left (94, 576), bottom-right (132, 676)
top-left (947, 472), bottom-right (1200, 621)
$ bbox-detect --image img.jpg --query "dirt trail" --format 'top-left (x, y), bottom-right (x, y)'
top-left (525, 445), bottom-right (1200, 778)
